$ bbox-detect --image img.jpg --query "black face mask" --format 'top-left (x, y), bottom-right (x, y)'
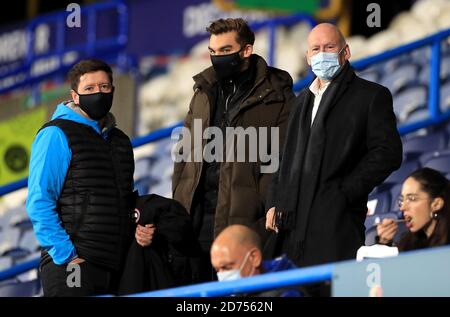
top-left (76, 91), bottom-right (114, 120)
top-left (210, 49), bottom-right (245, 81)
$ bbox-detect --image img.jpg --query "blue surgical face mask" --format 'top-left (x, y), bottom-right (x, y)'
top-left (310, 46), bottom-right (345, 81)
top-left (216, 250), bottom-right (253, 282)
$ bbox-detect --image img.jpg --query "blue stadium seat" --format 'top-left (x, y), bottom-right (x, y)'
top-left (0, 208), bottom-right (21, 231)
top-left (384, 160), bottom-right (420, 185)
top-left (441, 81), bottom-right (450, 111)
top-left (134, 156), bottom-right (158, 180)
top-left (0, 227), bottom-right (21, 252)
top-left (390, 183), bottom-right (403, 212)
top-left (401, 127), bottom-right (428, 141)
top-left (443, 42), bottom-right (450, 56)
top-left (19, 230), bottom-right (40, 253)
top-left (419, 148), bottom-right (450, 166)
top-left (154, 138), bottom-right (177, 156)
top-left (367, 191), bottom-right (391, 215)
top-left (0, 279), bottom-right (41, 297)
top-left (11, 217), bottom-right (33, 233)
top-left (378, 54), bottom-right (412, 75)
top-left (1, 247), bottom-right (31, 261)
top-left (440, 55), bottom-right (450, 80)
top-left (380, 64), bottom-right (419, 95)
top-left (149, 179), bottom-right (172, 198)
top-left (423, 153), bottom-right (450, 174)
top-left (365, 227), bottom-right (378, 246)
top-left (7, 206), bottom-right (28, 226)
top-left (134, 175), bottom-right (159, 195)
top-left (418, 56), bottom-right (450, 84)
top-left (418, 67), bottom-right (428, 85)
top-left (403, 107), bottom-right (430, 124)
top-left (0, 256), bottom-right (12, 271)
top-left (393, 86), bottom-right (427, 122)
top-left (402, 132), bottom-right (448, 157)
top-left (149, 156), bottom-right (174, 180)
top-left (410, 47), bottom-right (430, 66)
top-left (13, 253), bottom-right (41, 283)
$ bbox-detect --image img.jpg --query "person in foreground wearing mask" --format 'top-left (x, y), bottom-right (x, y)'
top-left (173, 18), bottom-right (295, 283)
top-left (265, 23), bottom-right (403, 268)
top-left (26, 59), bottom-right (154, 296)
top-left (377, 168), bottom-right (450, 251)
top-left (211, 224), bottom-right (303, 297)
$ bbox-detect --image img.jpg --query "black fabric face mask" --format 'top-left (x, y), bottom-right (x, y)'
top-left (210, 48), bottom-right (245, 80)
top-left (77, 91), bottom-right (114, 120)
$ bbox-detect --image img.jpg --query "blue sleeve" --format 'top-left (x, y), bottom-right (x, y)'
top-left (26, 126), bottom-right (77, 265)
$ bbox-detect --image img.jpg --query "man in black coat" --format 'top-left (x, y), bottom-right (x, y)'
top-left (265, 23), bottom-right (403, 268)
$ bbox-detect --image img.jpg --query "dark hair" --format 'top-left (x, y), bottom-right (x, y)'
top-left (206, 18), bottom-right (255, 47)
top-left (398, 167), bottom-right (450, 251)
top-left (68, 59), bottom-right (113, 91)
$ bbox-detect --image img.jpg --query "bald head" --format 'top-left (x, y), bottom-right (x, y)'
top-left (213, 224), bottom-right (261, 252)
top-left (308, 23), bottom-right (346, 48)
top-left (211, 225), bottom-right (263, 276)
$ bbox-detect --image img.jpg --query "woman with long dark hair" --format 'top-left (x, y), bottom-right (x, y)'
top-left (377, 167), bottom-right (450, 251)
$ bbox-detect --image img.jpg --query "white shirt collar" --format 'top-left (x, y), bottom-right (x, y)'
top-left (309, 77), bottom-right (330, 95)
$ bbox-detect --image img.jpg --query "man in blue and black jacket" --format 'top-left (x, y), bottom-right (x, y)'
top-left (211, 224), bottom-right (304, 297)
top-left (26, 59), bottom-right (154, 296)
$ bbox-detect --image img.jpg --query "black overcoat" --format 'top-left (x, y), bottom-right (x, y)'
top-left (266, 62), bottom-right (403, 267)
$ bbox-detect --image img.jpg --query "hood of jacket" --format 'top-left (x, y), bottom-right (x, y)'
top-left (52, 101), bottom-right (116, 135)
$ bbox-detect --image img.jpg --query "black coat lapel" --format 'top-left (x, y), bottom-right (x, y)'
top-left (276, 90), bottom-right (312, 228)
top-left (312, 62), bottom-right (354, 131)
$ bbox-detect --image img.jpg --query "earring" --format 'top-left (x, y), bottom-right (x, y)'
top-left (430, 211), bottom-right (438, 219)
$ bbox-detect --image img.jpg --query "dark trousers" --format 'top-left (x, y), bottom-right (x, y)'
top-left (40, 259), bottom-right (121, 297)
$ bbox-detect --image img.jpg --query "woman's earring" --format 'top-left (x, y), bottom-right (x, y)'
top-left (430, 211), bottom-right (438, 219)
